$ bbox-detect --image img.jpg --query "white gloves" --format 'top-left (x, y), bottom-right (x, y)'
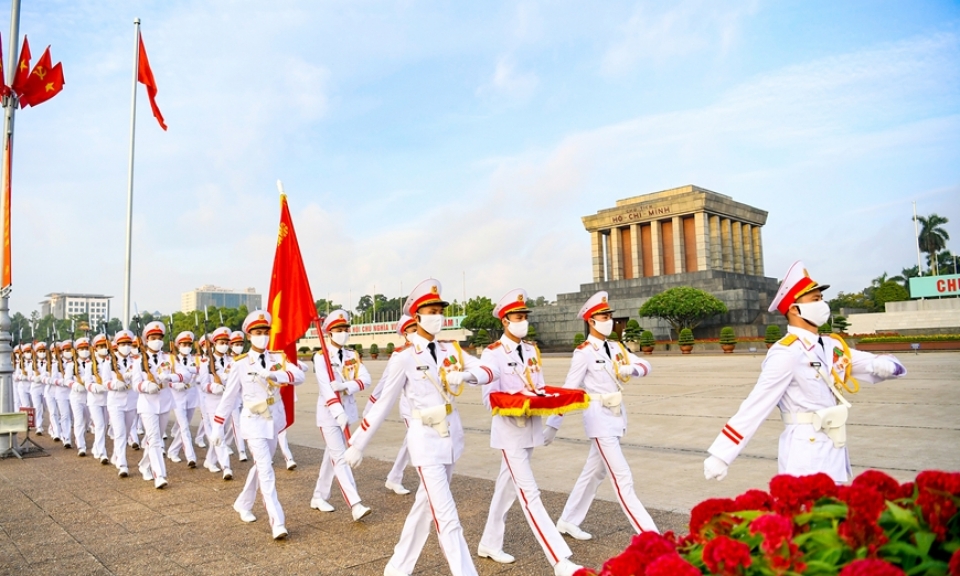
top-left (172, 380), bottom-right (187, 392)
top-left (618, 365), bottom-right (635, 379)
top-left (112, 379), bottom-right (129, 392)
top-left (211, 384), bottom-right (225, 395)
top-left (161, 374), bottom-right (175, 384)
top-left (344, 446), bottom-right (363, 468)
top-left (704, 455), bottom-right (729, 481)
top-left (871, 357), bottom-right (898, 379)
top-left (73, 382), bottom-right (85, 393)
top-left (209, 426), bottom-right (223, 447)
top-left (332, 380), bottom-right (350, 392)
top-left (445, 371), bottom-right (476, 386)
top-left (142, 381), bottom-right (160, 394)
top-left (335, 413), bottom-right (348, 428)
top-left (543, 426), bottom-right (558, 446)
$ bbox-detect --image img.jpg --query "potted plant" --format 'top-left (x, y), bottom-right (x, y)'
top-left (608, 331), bottom-right (620, 342)
top-left (719, 326), bottom-right (737, 353)
top-left (678, 328), bottom-right (694, 354)
top-left (622, 319), bottom-right (642, 352)
top-left (573, 333), bottom-right (585, 347)
top-left (764, 324), bottom-right (781, 348)
top-left (369, 343), bottom-right (379, 360)
top-left (639, 330), bottom-right (655, 354)
top-left (386, 342), bottom-right (395, 356)
top-left (353, 343), bottom-right (363, 359)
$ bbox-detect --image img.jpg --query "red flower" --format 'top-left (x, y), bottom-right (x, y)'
top-left (702, 536), bottom-right (752, 575)
top-left (689, 498), bottom-right (737, 536)
top-left (574, 569), bottom-right (599, 576)
top-left (599, 550), bottom-right (644, 576)
top-left (644, 553), bottom-right (700, 576)
top-left (949, 548), bottom-right (960, 576)
top-left (836, 485), bottom-right (887, 550)
top-left (611, 532), bottom-right (676, 574)
top-left (733, 489), bottom-right (774, 512)
top-left (837, 558), bottom-right (905, 576)
top-left (769, 473), bottom-right (838, 515)
top-left (916, 470), bottom-right (960, 540)
top-left (749, 514), bottom-right (794, 554)
top-left (852, 470), bottom-right (906, 501)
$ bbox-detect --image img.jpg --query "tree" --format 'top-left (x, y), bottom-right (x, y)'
top-left (873, 281), bottom-right (909, 310)
top-left (828, 291), bottom-right (873, 313)
top-left (472, 328), bottom-right (491, 348)
top-left (915, 213), bottom-right (950, 275)
top-left (573, 333), bottom-right (585, 346)
top-left (638, 287), bottom-right (728, 333)
top-left (764, 325), bottom-right (781, 345)
top-left (526, 323), bottom-right (538, 342)
top-left (832, 315), bottom-right (850, 333)
top-left (461, 296), bottom-right (501, 340)
top-left (622, 319), bottom-right (642, 343)
top-left (314, 298), bottom-right (342, 318)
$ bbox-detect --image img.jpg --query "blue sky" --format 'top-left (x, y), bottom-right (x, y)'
top-left (7, 0), bottom-right (960, 318)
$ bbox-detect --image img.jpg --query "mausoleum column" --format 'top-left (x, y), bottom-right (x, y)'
top-left (732, 221), bottom-right (744, 273)
top-left (591, 230), bottom-right (604, 282)
top-left (650, 221), bottom-right (663, 276)
top-left (610, 227), bottom-right (623, 280)
top-left (630, 223), bottom-right (642, 280)
top-left (695, 212), bottom-right (709, 272)
top-left (709, 215), bottom-right (722, 270)
top-left (672, 216), bottom-right (685, 273)
top-left (721, 218), bottom-right (733, 272)
top-left (742, 223), bottom-right (755, 275)
top-left (752, 226), bottom-right (765, 276)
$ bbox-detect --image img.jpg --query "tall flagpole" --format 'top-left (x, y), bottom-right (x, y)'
top-left (0, 0), bottom-right (21, 455)
top-left (122, 18), bottom-right (140, 330)
top-left (913, 201), bottom-right (923, 274)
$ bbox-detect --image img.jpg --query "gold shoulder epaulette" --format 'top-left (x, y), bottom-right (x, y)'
top-left (778, 334), bottom-right (799, 347)
top-left (487, 341), bottom-right (502, 350)
top-left (234, 353), bottom-right (248, 361)
top-left (577, 341), bottom-right (590, 350)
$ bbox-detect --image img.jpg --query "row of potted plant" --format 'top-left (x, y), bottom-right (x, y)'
top-left (606, 325), bottom-right (787, 355)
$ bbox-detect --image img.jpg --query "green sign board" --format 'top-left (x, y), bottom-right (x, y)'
top-left (909, 274), bottom-right (960, 298)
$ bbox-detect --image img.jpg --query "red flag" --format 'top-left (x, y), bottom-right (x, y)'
top-left (0, 33), bottom-right (9, 98)
top-left (137, 34), bottom-right (166, 130)
top-left (267, 194), bottom-right (318, 431)
top-left (10, 36), bottom-right (30, 95)
top-left (21, 62), bottom-right (64, 108)
top-left (18, 46), bottom-right (53, 108)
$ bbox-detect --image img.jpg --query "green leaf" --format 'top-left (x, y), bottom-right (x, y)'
top-left (905, 559), bottom-right (948, 576)
top-left (885, 501), bottom-right (920, 530)
top-left (913, 531), bottom-right (936, 557)
top-left (879, 541), bottom-right (922, 562)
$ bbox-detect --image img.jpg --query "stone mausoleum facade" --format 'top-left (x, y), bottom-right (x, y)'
top-left (531, 185), bottom-right (785, 348)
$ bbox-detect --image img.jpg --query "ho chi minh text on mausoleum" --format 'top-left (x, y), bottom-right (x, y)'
top-left (531, 185), bottom-right (785, 348)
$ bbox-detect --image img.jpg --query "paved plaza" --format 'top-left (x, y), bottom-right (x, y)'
top-left (1, 351), bottom-right (957, 575)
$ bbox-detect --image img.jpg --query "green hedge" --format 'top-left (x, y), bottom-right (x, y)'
top-left (857, 334), bottom-right (960, 343)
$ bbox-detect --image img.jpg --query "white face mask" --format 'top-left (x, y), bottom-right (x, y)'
top-left (215, 343), bottom-right (229, 355)
top-left (332, 332), bottom-right (350, 347)
top-left (95, 348), bottom-right (108, 358)
top-left (418, 314), bottom-right (444, 335)
top-left (117, 344), bottom-right (132, 356)
top-left (593, 319), bottom-right (614, 337)
top-left (147, 339), bottom-right (164, 352)
top-left (507, 320), bottom-right (529, 340)
top-left (231, 344), bottom-right (244, 355)
top-left (250, 334), bottom-right (270, 350)
top-left (78, 349), bottom-right (91, 359)
top-left (62, 350), bottom-right (73, 359)
top-left (793, 300), bottom-right (831, 328)
top-left (179, 345), bottom-right (193, 356)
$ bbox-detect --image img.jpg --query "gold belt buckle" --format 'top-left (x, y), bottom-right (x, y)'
top-left (445, 403), bottom-right (452, 415)
top-left (266, 397), bottom-right (275, 406)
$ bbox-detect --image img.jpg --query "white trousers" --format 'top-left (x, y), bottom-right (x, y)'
top-left (236, 437), bottom-right (285, 528)
top-left (16, 382), bottom-right (30, 410)
top-left (69, 398), bottom-right (88, 451)
top-left (228, 406), bottom-right (246, 456)
top-left (195, 397), bottom-right (208, 443)
top-left (387, 435), bottom-right (410, 486)
top-left (278, 430), bottom-right (294, 461)
top-left (167, 405), bottom-right (198, 462)
top-left (313, 426), bottom-right (361, 506)
top-left (55, 394), bottom-right (72, 443)
top-left (88, 404), bottom-right (109, 459)
top-left (480, 448), bottom-right (571, 565)
top-left (138, 411), bottom-right (169, 480)
top-left (202, 398), bottom-right (230, 469)
top-left (559, 436), bottom-right (658, 534)
top-left (28, 387), bottom-right (45, 431)
top-left (387, 464), bottom-right (477, 576)
top-left (44, 389), bottom-right (60, 437)
top-left (108, 407), bottom-right (137, 468)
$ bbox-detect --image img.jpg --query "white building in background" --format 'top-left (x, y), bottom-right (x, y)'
top-left (181, 285), bottom-right (262, 313)
top-left (40, 293), bottom-right (112, 322)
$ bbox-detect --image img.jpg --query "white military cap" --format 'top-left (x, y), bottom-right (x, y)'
top-left (35, 341), bottom-right (47, 350)
top-left (578, 291), bottom-right (614, 321)
top-left (175, 331), bottom-right (195, 345)
top-left (60, 340), bottom-right (74, 349)
top-left (91, 334), bottom-right (108, 347)
top-left (75, 337), bottom-right (91, 348)
top-left (229, 330), bottom-right (244, 344)
top-left (402, 278), bottom-right (448, 317)
top-left (493, 288), bottom-right (532, 319)
top-left (143, 321), bottom-right (165, 338)
top-left (211, 326), bottom-right (231, 341)
top-left (397, 315), bottom-right (416, 336)
top-left (323, 309), bottom-right (351, 332)
top-left (242, 310), bottom-right (272, 333)
top-left (769, 260), bottom-right (830, 314)
top-left (113, 330), bottom-right (135, 345)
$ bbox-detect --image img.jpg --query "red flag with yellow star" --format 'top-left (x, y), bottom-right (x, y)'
top-left (21, 62), bottom-right (63, 108)
top-left (137, 34), bottom-right (166, 131)
top-left (10, 36), bottom-right (31, 95)
top-left (18, 46), bottom-right (61, 108)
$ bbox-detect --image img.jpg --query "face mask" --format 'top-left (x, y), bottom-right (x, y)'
top-left (95, 348), bottom-right (108, 358)
top-left (215, 343), bottom-right (229, 355)
top-left (250, 334), bottom-right (270, 350)
top-left (179, 345), bottom-right (193, 355)
top-left (793, 300), bottom-right (831, 328)
top-left (231, 344), bottom-right (244, 355)
top-left (593, 319), bottom-right (614, 337)
top-left (62, 350), bottom-right (73, 359)
top-left (418, 314), bottom-right (444, 335)
top-left (78, 349), bottom-right (91, 359)
top-left (118, 344), bottom-right (131, 356)
top-left (507, 320), bottom-right (529, 339)
top-left (147, 340), bottom-right (164, 352)
top-left (332, 332), bottom-right (350, 347)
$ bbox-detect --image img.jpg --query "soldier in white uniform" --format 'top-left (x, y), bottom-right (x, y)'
top-left (210, 310), bottom-right (305, 540)
top-left (199, 326), bottom-right (234, 479)
top-left (44, 342), bottom-right (64, 441)
top-left (227, 330), bottom-right (248, 462)
top-left (477, 289), bottom-right (581, 576)
top-left (68, 338), bottom-right (92, 457)
top-left (363, 314), bottom-right (418, 495)
top-left (87, 334), bottom-right (113, 464)
top-left (167, 331), bottom-right (200, 468)
top-left (136, 321), bottom-right (175, 489)
top-left (29, 341), bottom-right (48, 435)
top-left (17, 343), bottom-right (33, 413)
top-left (53, 340), bottom-right (75, 449)
top-left (545, 291), bottom-right (658, 538)
top-left (345, 279), bottom-right (497, 576)
top-left (12, 344), bottom-right (22, 411)
top-left (107, 330), bottom-right (142, 478)
top-left (309, 309), bottom-right (372, 519)
top-left (704, 261), bottom-right (907, 484)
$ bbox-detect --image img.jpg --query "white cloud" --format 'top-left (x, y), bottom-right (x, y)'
top-left (477, 55), bottom-right (540, 103)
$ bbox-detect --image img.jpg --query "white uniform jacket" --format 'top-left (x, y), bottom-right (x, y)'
top-left (314, 347), bottom-right (371, 427)
top-left (363, 344), bottom-right (413, 420)
top-left (31, 359), bottom-right (47, 389)
top-left (85, 357), bottom-right (114, 407)
top-left (707, 325), bottom-right (906, 481)
top-left (480, 336), bottom-right (547, 449)
top-left (169, 354), bottom-right (200, 409)
top-left (107, 354), bottom-right (141, 410)
top-left (53, 359), bottom-right (72, 400)
top-left (69, 358), bottom-right (91, 401)
top-left (137, 351), bottom-right (175, 415)
top-left (213, 350), bottom-right (304, 440)
top-left (546, 335), bottom-right (651, 439)
top-left (197, 353), bottom-right (232, 395)
top-left (350, 333), bottom-right (497, 466)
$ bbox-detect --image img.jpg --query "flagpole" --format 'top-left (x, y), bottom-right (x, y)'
top-left (913, 201), bottom-right (923, 274)
top-left (0, 0), bottom-right (21, 456)
top-left (122, 18), bottom-right (140, 330)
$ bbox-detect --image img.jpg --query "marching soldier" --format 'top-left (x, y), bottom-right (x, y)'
top-left (53, 340), bottom-right (75, 449)
top-left (199, 326), bottom-right (235, 479)
top-left (227, 330), bottom-right (248, 462)
top-left (344, 279), bottom-right (497, 576)
top-left (210, 310), bottom-right (305, 540)
top-left (136, 321), bottom-right (175, 489)
top-left (12, 344), bottom-right (22, 411)
top-left (17, 343), bottom-right (34, 413)
top-left (87, 334), bottom-right (112, 464)
top-left (362, 314), bottom-right (418, 495)
top-left (44, 342), bottom-right (64, 441)
top-left (544, 291), bottom-right (659, 537)
top-left (29, 341), bottom-right (48, 436)
top-left (193, 335), bottom-right (210, 449)
top-left (69, 338), bottom-right (92, 457)
top-left (703, 261), bottom-right (907, 483)
top-left (310, 309), bottom-right (371, 520)
top-left (167, 331), bottom-right (200, 468)
top-left (107, 330), bottom-right (142, 478)
top-left (477, 289), bottom-right (582, 576)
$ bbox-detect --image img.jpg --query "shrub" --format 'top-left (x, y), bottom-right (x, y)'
top-left (385, 342), bottom-right (395, 354)
top-left (638, 286), bottom-right (728, 332)
top-left (526, 323), bottom-right (538, 341)
top-left (764, 324), bottom-right (782, 344)
top-left (858, 333), bottom-right (960, 343)
top-left (679, 328), bottom-right (694, 345)
top-left (473, 329), bottom-right (491, 348)
top-left (640, 330), bottom-right (655, 347)
top-left (352, 344), bottom-right (363, 355)
top-left (623, 319), bottom-right (642, 343)
top-left (833, 315), bottom-right (850, 333)
top-left (608, 331), bottom-right (620, 341)
top-left (818, 322), bottom-right (833, 334)
top-left (369, 343), bottom-right (379, 355)
top-left (719, 327), bottom-right (737, 345)
top-left (298, 346), bottom-right (309, 354)
top-left (574, 333), bottom-right (585, 346)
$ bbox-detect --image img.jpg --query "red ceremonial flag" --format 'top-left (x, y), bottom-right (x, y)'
top-left (10, 36), bottom-right (31, 95)
top-left (137, 35), bottom-right (167, 130)
top-left (22, 62), bottom-right (64, 108)
top-left (18, 46), bottom-right (53, 108)
top-left (267, 193), bottom-right (319, 431)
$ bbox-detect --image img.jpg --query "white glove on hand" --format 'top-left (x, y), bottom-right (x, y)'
top-left (32, 375), bottom-right (41, 383)
top-left (446, 371), bottom-right (476, 386)
top-left (871, 357), bottom-right (898, 379)
top-left (73, 382), bottom-right (85, 393)
top-left (332, 379), bottom-right (350, 392)
top-left (704, 455), bottom-right (729, 481)
top-left (161, 374), bottom-right (174, 384)
top-left (543, 426), bottom-right (558, 446)
top-left (335, 412), bottom-right (348, 428)
top-left (142, 381), bottom-right (160, 394)
top-left (618, 365), bottom-right (635, 379)
top-left (211, 384), bottom-right (225, 395)
top-left (209, 426), bottom-right (223, 447)
top-left (172, 380), bottom-right (187, 392)
top-left (344, 446), bottom-right (363, 469)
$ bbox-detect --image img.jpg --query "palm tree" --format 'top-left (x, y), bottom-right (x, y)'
top-left (893, 265), bottom-right (920, 294)
top-left (914, 214), bottom-right (950, 275)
